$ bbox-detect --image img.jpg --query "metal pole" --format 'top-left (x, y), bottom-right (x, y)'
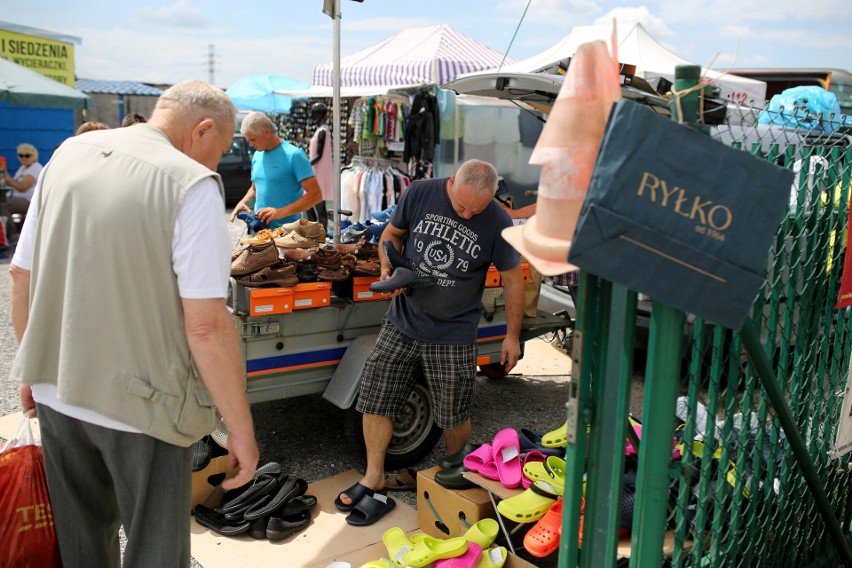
top-left (740, 320), bottom-right (852, 567)
top-left (583, 283), bottom-right (636, 567)
top-left (331, 0), bottom-right (342, 245)
top-left (630, 64), bottom-right (699, 567)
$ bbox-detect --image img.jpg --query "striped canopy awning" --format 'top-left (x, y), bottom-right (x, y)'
top-left (312, 24), bottom-right (513, 89)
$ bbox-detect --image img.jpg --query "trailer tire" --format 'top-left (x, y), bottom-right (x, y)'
top-left (345, 382), bottom-right (443, 469)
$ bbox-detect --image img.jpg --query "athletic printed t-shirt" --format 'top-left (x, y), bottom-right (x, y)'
top-left (387, 177), bottom-right (519, 344)
top-left (251, 141), bottom-right (314, 229)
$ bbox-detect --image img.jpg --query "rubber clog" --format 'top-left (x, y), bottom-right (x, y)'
top-left (435, 465), bottom-right (476, 489)
top-left (543, 456), bottom-right (566, 495)
top-left (491, 428), bottom-right (522, 489)
top-left (520, 451), bottom-right (547, 489)
top-left (496, 481), bottom-right (559, 524)
top-left (522, 460), bottom-right (548, 485)
top-left (523, 498), bottom-right (563, 558)
top-left (383, 526), bottom-right (417, 568)
top-left (462, 443), bottom-right (494, 474)
top-left (401, 535), bottom-right (469, 568)
top-left (440, 442), bottom-right (481, 470)
top-left (517, 428), bottom-right (564, 457)
top-left (434, 542), bottom-right (482, 568)
top-left (475, 546), bottom-right (507, 568)
top-left (462, 518), bottom-right (499, 549)
top-left (541, 421), bottom-right (568, 448)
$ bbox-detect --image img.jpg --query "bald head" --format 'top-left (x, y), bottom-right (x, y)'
top-left (153, 80), bottom-right (237, 135)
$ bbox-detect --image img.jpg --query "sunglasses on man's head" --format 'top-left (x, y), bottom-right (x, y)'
top-left (18, 153), bottom-right (31, 158)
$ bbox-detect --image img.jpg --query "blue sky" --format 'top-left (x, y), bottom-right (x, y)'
top-left (6, 0), bottom-right (851, 88)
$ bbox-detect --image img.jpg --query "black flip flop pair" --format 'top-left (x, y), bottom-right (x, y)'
top-left (335, 482), bottom-right (396, 527)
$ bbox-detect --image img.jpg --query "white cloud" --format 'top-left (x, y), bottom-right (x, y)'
top-left (132, 0), bottom-right (213, 29)
top-left (593, 6), bottom-right (675, 38)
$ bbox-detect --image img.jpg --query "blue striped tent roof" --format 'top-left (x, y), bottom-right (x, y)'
top-left (312, 24), bottom-right (513, 89)
top-left (76, 79), bottom-right (163, 96)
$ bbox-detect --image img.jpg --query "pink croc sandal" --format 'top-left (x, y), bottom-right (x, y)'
top-left (491, 428), bottom-right (522, 489)
top-left (462, 443), bottom-right (494, 474)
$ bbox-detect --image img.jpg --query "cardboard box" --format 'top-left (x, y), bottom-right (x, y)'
top-left (417, 466), bottom-right (496, 540)
top-left (293, 281), bottom-right (332, 310)
top-left (191, 455), bottom-right (236, 510)
top-left (352, 275), bottom-right (392, 302)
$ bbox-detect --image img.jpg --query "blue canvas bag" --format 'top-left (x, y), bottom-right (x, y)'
top-left (568, 99), bottom-right (793, 330)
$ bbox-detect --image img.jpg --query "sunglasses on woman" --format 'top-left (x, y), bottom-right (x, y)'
top-left (18, 153), bottom-right (32, 158)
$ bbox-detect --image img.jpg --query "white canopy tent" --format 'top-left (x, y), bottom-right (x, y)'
top-left (499, 22), bottom-right (766, 107)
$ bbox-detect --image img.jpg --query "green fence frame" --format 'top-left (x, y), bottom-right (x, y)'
top-left (558, 68), bottom-right (852, 567)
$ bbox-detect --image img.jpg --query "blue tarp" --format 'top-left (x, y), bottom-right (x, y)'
top-left (226, 75), bottom-right (308, 114)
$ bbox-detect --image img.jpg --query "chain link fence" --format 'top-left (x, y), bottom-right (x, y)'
top-left (659, 104), bottom-right (852, 566)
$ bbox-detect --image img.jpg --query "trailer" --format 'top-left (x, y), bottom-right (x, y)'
top-left (228, 281), bottom-right (567, 467)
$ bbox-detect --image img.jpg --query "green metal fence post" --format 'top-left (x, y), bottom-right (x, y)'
top-left (629, 64), bottom-right (700, 567)
top-left (559, 272), bottom-right (605, 568)
top-left (583, 283), bottom-right (637, 567)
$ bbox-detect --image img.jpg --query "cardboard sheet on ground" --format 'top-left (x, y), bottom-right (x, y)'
top-left (190, 469), bottom-right (418, 568)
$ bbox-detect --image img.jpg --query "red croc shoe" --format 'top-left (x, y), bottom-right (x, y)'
top-left (523, 498), bottom-right (564, 558)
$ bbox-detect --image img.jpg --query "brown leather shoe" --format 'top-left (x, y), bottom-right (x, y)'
top-left (237, 264), bottom-right (299, 287)
top-left (281, 247), bottom-right (319, 263)
top-left (311, 248), bottom-right (342, 268)
top-left (317, 266), bottom-right (352, 282)
top-left (231, 241), bottom-right (280, 276)
top-left (276, 218), bottom-right (326, 240)
top-left (353, 259), bottom-right (381, 276)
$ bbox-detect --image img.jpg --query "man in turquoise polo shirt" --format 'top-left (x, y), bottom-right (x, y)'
top-left (230, 111), bottom-right (322, 231)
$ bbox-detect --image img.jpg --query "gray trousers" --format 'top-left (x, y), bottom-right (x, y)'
top-left (36, 403), bottom-right (192, 568)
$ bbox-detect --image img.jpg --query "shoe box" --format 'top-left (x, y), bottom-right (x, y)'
top-left (293, 281), bottom-right (332, 309)
top-left (416, 466), bottom-right (496, 540)
top-left (486, 262), bottom-right (531, 288)
top-left (334, 275), bottom-right (393, 302)
top-left (236, 286), bottom-right (294, 316)
top-left (191, 455), bottom-right (236, 510)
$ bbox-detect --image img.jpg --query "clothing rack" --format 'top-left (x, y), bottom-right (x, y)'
top-left (350, 155), bottom-right (393, 168)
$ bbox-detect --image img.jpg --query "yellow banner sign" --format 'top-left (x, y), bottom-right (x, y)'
top-left (0, 29), bottom-right (75, 87)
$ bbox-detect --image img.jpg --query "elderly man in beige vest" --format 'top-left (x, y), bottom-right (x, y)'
top-left (8, 80), bottom-right (259, 568)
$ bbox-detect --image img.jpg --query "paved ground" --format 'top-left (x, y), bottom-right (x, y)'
top-left (0, 215), bottom-right (576, 566)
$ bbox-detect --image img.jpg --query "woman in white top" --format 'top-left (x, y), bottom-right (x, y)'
top-left (2, 142), bottom-right (43, 242)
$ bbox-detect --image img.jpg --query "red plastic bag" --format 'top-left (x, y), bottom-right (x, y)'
top-left (0, 415), bottom-right (61, 568)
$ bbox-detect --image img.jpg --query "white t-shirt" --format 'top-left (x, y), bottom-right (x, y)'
top-left (12, 162), bottom-right (43, 202)
top-left (14, 176), bottom-right (232, 432)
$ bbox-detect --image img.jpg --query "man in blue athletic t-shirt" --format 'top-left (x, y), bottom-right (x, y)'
top-left (229, 111), bottom-right (322, 231)
top-left (336, 160), bottom-right (525, 525)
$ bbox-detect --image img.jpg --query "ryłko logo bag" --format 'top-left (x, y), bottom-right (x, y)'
top-left (569, 99), bottom-right (793, 330)
top-left (0, 414), bottom-right (61, 568)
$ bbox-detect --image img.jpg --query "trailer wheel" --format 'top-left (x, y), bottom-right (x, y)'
top-left (478, 362), bottom-right (508, 379)
top-left (346, 382), bottom-right (442, 469)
